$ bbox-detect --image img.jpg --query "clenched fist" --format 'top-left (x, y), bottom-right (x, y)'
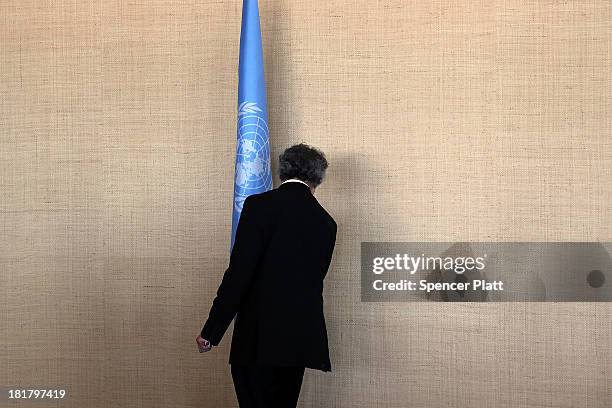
top-left (196, 335), bottom-right (212, 353)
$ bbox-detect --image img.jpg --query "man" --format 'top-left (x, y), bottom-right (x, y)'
top-left (196, 143), bottom-right (337, 408)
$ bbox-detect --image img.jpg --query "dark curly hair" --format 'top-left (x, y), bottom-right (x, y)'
top-left (278, 143), bottom-right (328, 187)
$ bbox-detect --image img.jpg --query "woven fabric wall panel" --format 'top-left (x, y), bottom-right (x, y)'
top-left (1, 1), bottom-right (610, 407)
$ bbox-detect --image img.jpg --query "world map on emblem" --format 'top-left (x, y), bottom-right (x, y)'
top-left (233, 101), bottom-right (273, 213)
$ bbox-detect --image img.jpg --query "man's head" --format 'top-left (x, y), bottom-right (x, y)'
top-left (278, 143), bottom-right (328, 192)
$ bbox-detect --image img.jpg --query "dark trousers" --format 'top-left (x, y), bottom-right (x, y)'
top-left (230, 364), bottom-right (305, 408)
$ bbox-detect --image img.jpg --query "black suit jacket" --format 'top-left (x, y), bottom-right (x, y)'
top-left (201, 181), bottom-right (337, 372)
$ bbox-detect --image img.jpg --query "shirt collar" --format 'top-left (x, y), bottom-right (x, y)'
top-left (280, 178), bottom-right (311, 188)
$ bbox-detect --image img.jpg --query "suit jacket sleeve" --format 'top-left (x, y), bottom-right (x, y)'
top-left (200, 195), bottom-right (265, 346)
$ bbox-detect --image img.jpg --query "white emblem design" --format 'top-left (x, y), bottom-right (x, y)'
top-left (238, 101), bottom-right (263, 116)
top-left (234, 101), bottom-right (272, 213)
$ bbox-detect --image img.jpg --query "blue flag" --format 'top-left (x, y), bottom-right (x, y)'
top-left (231, 0), bottom-right (272, 251)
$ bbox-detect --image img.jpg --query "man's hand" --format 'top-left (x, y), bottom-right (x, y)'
top-left (196, 335), bottom-right (212, 353)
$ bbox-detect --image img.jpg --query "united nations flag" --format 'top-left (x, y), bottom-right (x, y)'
top-left (231, 0), bottom-right (272, 250)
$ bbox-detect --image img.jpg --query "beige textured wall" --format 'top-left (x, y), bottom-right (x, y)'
top-left (1, 1), bottom-right (611, 407)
